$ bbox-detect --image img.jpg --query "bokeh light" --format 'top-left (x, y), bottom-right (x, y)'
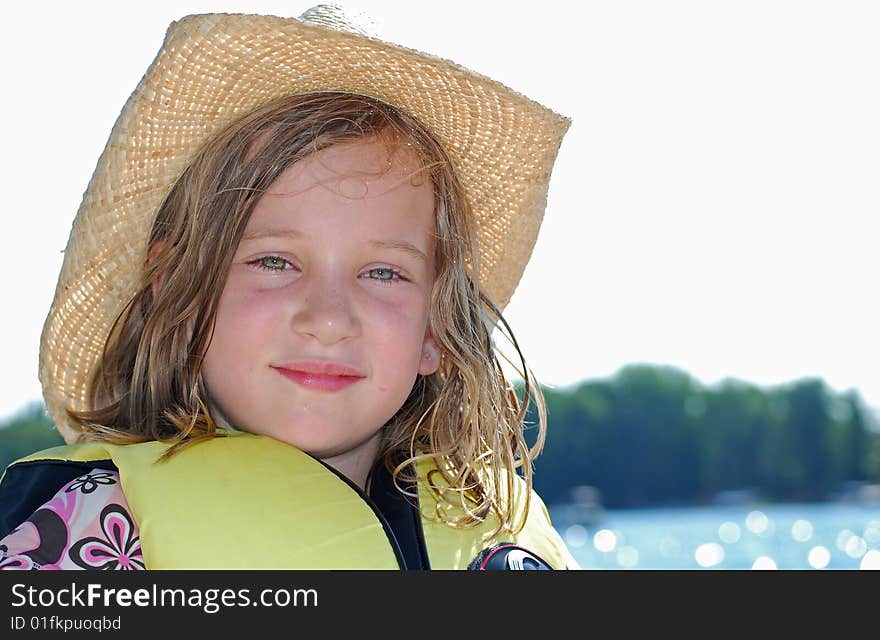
top-left (807, 546), bottom-right (831, 569)
top-left (791, 519), bottom-right (813, 542)
top-left (617, 546), bottom-right (639, 568)
top-left (836, 529), bottom-right (855, 551)
top-left (752, 556), bottom-right (777, 570)
top-left (863, 521), bottom-right (880, 547)
top-left (845, 536), bottom-right (867, 559)
top-left (745, 510), bottom-right (769, 535)
top-left (695, 543), bottom-right (724, 567)
top-left (860, 549), bottom-right (880, 570)
top-left (559, 508), bottom-right (880, 570)
top-left (593, 529), bottom-right (617, 553)
top-left (565, 524), bottom-right (588, 548)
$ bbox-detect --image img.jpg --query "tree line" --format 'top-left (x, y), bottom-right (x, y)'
top-left (526, 364), bottom-right (880, 508)
top-left (2, 364), bottom-right (878, 509)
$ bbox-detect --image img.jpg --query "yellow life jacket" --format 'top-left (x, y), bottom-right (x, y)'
top-left (0, 430), bottom-right (576, 570)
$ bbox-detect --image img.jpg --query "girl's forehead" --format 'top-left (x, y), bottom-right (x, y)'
top-left (243, 137), bottom-right (436, 246)
top-left (265, 137), bottom-right (428, 197)
top-left (251, 139), bottom-right (433, 210)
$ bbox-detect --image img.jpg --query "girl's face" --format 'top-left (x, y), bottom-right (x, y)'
top-left (201, 138), bottom-right (440, 481)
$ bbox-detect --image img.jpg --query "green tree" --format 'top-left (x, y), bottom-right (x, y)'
top-left (0, 401), bottom-right (64, 472)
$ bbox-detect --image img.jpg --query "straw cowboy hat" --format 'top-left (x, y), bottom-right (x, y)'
top-left (40, 4), bottom-right (571, 443)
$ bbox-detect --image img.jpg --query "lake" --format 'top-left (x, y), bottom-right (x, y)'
top-left (550, 500), bottom-right (880, 570)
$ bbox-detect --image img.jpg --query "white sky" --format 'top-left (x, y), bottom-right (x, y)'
top-left (1, 0), bottom-right (878, 422)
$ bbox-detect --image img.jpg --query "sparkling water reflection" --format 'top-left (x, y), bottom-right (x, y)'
top-left (552, 502), bottom-right (880, 569)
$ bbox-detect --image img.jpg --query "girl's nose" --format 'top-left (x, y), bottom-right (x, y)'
top-left (291, 274), bottom-right (361, 345)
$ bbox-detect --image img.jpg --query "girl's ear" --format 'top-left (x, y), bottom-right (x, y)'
top-left (419, 328), bottom-right (441, 376)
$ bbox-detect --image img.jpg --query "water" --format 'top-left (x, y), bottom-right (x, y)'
top-left (551, 501), bottom-right (880, 569)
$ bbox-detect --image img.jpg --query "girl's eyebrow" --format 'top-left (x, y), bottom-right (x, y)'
top-left (240, 227), bottom-right (302, 242)
top-left (368, 239), bottom-right (427, 263)
top-left (240, 228), bottom-right (426, 262)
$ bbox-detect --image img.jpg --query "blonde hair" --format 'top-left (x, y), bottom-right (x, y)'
top-left (68, 92), bottom-right (547, 533)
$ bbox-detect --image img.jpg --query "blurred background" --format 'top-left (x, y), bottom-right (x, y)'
top-left (1, 0), bottom-right (878, 569)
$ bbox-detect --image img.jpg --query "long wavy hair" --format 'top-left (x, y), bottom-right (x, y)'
top-left (68, 92), bottom-right (547, 533)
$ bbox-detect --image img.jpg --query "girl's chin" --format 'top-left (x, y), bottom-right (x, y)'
top-left (224, 412), bottom-right (385, 457)
top-left (253, 427), bottom-right (367, 457)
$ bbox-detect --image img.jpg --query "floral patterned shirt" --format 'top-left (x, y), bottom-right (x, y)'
top-left (0, 470), bottom-right (144, 570)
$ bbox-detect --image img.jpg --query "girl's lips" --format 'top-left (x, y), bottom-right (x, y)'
top-left (273, 367), bottom-right (364, 392)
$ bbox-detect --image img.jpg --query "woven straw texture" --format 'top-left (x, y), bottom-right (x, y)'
top-left (39, 10), bottom-right (571, 442)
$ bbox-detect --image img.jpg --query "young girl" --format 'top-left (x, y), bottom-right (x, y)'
top-left (0, 6), bottom-right (576, 570)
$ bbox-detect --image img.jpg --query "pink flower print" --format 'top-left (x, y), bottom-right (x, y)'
top-left (69, 504), bottom-right (145, 570)
top-left (65, 472), bottom-right (117, 495)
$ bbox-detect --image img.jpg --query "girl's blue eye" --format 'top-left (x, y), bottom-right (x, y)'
top-left (367, 267), bottom-right (400, 284)
top-left (252, 256), bottom-right (291, 271)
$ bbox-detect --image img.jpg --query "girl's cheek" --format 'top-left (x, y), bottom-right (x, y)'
top-left (224, 269), bottom-right (291, 300)
top-left (360, 290), bottom-right (429, 326)
top-left (216, 286), bottom-right (288, 327)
